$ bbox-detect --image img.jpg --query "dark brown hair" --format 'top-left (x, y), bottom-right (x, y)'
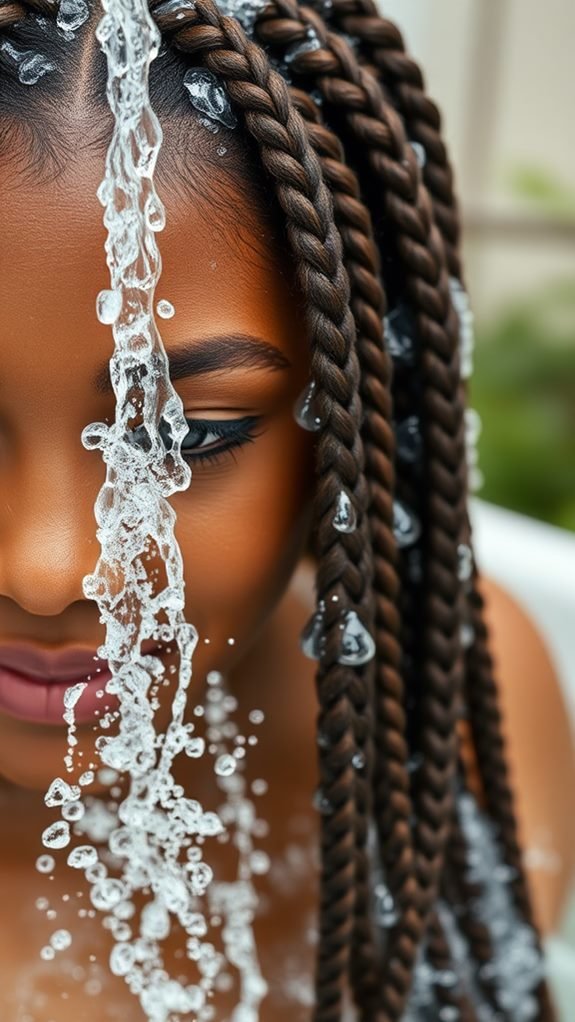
top-left (0, 0), bottom-right (556, 1018)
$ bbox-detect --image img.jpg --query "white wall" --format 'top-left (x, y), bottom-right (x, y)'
top-left (378, 0), bottom-right (575, 316)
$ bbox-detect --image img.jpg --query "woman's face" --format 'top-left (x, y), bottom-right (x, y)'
top-left (0, 152), bottom-right (315, 790)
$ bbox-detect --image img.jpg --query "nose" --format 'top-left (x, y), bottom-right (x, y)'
top-left (0, 448), bottom-right (101, 617)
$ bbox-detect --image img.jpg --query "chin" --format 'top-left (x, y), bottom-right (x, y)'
top-left (0, 713), bottom-right (104, 793)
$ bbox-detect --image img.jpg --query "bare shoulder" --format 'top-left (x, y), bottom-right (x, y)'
top-left (478, 574), bottom-right (575, 933)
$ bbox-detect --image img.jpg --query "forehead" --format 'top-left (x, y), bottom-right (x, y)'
top-left (0, 157), bottom-right (306, 409)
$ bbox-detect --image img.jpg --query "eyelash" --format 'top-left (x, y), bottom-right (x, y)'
top-left (179, 415), bottom-right (263, 465)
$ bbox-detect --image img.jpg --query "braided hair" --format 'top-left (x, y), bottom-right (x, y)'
top-left (0, 0), bottom-right (556, 1019)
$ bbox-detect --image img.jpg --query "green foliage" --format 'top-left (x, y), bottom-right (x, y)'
top-left (507, 166), bottom-right (575, 217)
top-left (470, 281), bottom-right (575, 531)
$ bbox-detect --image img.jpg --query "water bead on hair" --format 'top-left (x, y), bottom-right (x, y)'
top-left (183, 68), bottom-right (238, 131)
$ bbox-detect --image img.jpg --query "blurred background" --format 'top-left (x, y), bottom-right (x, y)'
top-left (384, 0), bottom-right (575, 530)
top-left (378, 2), bottom-right (575, 1012)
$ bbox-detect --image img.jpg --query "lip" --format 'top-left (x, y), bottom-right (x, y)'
top-left (0, 641), bottom-right (162, 726)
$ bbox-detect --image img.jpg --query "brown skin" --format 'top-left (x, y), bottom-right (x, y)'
top-left (0, 158), bottom-right (573, 1019)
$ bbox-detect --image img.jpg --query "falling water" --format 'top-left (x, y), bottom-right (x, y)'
top-left (34, 3), bottom-right (265, 1019)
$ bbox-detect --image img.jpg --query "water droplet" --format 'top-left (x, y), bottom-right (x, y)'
top-left (352, 750), bottom-right (366, 770)
top-left (62, 801), bottom-right (85, 822)
top-left (45, 777), bottom-right (81, 807)
top-left (81, 422), bottom-right (109, 452)
top-left (251, 779), bottom-right (268, 796)
top-left (457, 543), bottom-right (473, 583)
top-left (250, 851), bottom-right (270, 875)
top-left (300, 609), bottom-right (325, 661)
top-left (90, 879), bottom-right (125, 911)
top-left (293, 380), bottom-right (321, 432)
top-left (36, 854), bottom-right (56, 874)
top-left (338, 611), bottom-right (376, 666)
top-left (156, 299), bottom-right (175, 319)
top-left (42, 821), bottom-right (71, 850)
top-left (438, 1007), bottom-right (459, 1021)
top-left (395, 415), bottom-right (423, 465)
top-left (248, 709), bottom-right (264, 725)
top-left (434, 969), bottom-right (457, 988)
top-left (393, 499), bottom-right (422, 548)
top-left (110, 941), bottom-right (136, 976)
top-left (333, 490), bottom-right (357, 533)
top-left (384, 305), bottom-right (417, 365)
top-left (460, 623), bottom-right (475, 649)
top-left (374, 882), bottom-right (398, 927)
top-left (36, 897), bottom-right (50, 911)
top-left (18, 52), bottom-right (57, 85)
top-left (40, 945), bottom-right (55, 961)
top-left (185, 737), bottom-right (205, 758)
top-left (187, 860), bottom-right (213, 895)
top-left (64, 682), bottom-right (87, 710)
top-left (450, 277), bottom-right (475, 381)
top-left (183, 68), bottom-right (237, 129)
top-left (50, 928), bottom-right (72, 951)
top-left (57, 0), bottom-right (89, 33)
top-left (313, 788), bottom-right (334, 815)
top-left (284, 26), bottom-right (321, 63)
top-left (67, 846), bottom-right (99, 870)
top-left (410, 141), bottom-right (426, 168)
top-left (214, 754), bottom-right (236, 777)
top-left (96, 288), bottom-right (123, 324)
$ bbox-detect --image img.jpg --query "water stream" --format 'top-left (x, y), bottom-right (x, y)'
top-left (34, 3), bottom-right (266, 1019)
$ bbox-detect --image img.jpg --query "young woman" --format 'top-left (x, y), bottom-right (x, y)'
top-left (0, 0), bottom-right (574, 1020)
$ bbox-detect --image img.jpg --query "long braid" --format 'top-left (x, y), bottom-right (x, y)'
top-left (338, 7), bottom-right (557, 1000)
top-left (465, 576), bottom-right (556, 1021)
top-left (326, 0), bottom-right (463, 281)
top-left (257, 0), bottom-right (468, 1008)
top-left (325, 12), bottom-right (555, 1012)
top-left (153, 4), bottom-right (382, 1016)
top-left (288, 85), bottom-right (418, 1016)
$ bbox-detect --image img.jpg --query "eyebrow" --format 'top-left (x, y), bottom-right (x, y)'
top-left (93, 332), bottom-right (291, 395)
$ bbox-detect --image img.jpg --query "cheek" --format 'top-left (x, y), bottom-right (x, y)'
top-left (172, 417), bottom-right (314, 666)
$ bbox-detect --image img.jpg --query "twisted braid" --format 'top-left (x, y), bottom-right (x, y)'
top-left (153, 3), bottom-right (382, 1015)
top-left (465, 576), bottom-right (555, 1020)
top-left (256, 1), bottom-right (468, 1010)
top-left (288, 84), bottom-right (419, 1017)
top-left (326, 0), bottom-right (463, 281)
top-left (316, 11), bottom-right (552, 1013)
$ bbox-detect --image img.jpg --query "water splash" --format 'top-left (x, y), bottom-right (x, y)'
top-left (0, 39), bottom-right (57, 85)
top-left (36, 0), bottom-right (213, 1016)
top-left (456, 791), bottom-right (545, 1020)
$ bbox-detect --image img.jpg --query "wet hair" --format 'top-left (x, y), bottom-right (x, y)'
top-left (0, 0), bottom-right (556, 1018)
